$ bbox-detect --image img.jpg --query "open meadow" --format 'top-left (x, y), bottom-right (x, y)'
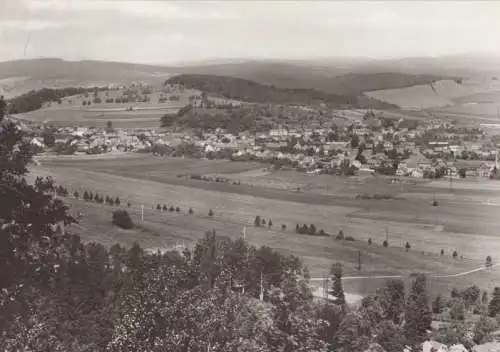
top-left (29, 153), bottom-right (500, 297)
top-left (366, 78), bottom-right (500, 126)
top-left (11, 88), bottom-right (199, 128)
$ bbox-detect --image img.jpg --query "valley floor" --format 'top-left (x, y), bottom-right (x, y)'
top-left (29, 153), bottom-right (500, 298)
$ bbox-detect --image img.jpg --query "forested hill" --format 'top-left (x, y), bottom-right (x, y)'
top-left (166, 74), bottom-right (399, 109)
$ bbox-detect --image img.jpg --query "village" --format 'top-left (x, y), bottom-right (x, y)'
top-left (30, 108), bottom-right (500, 180)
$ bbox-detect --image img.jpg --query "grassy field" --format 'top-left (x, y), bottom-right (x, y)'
top-left (366, 78), bottom-right (500, 123)
top-left (28, 153), bottom-right (500, 297)
top-left (12, 89), bottom-right (198, 128)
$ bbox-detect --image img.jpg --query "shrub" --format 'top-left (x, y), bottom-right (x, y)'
top-left (163, 204), bottom-right (168, 211)
top-left (281, 224), bottom-right (286, 231)
top-left (319, 229), bottom-right (325, 236)
top-left (176, 206), bottom-right (180, 212)
top-left (441, 249), bottom-right (445, 256)
top-left (112, 209), bottom-right (134, 229)
top-left (127, 202), bottom-right (131, 207)
top-left (268, 219), bottom-right (273, 228)
top-left (169, 205), bottom-right (175, 212)
top-left (157, 204), bottom-right (161, 210)
top-left (189, 207), bottom-right (193, 215)
top-left (115, 197), bottom-right (120, 206)
top-left (208, 209), bottom-right (214, 217)
top-left (405, 242), bottom-right (411, 251)
top-left (453, 250), bottom-right (458, 259)
top-left (383, 240), bottom-right (389, 247)
top-left (261, 218), bottom-right (266, 226)
top-left (368, 238), bottom-right (372, 245)
top-left (345, 236), bottom-right (355, 241)
top-left (73, 191), bottom-right (79, 199)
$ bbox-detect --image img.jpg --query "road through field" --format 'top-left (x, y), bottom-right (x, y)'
top-left (308, 263), bottom-right (500, 281)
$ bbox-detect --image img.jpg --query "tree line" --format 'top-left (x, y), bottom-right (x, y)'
top-left (7, 87), bottom-right (106, 114)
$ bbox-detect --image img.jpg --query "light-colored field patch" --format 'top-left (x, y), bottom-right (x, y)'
top-left (366, 78), bottom-right (500, 111)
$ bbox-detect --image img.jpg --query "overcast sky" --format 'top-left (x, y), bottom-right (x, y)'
top-left (0, 0), bottom-right (499, 64)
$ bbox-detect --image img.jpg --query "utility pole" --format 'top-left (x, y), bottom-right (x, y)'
top-left (259, 272), bottom-right (264, 301)
top-left (323, 277), bottom-right (329, 299)
top-left (357, 250), bottom-right (362, 271)
top-left (449, 169), bottom-right (453, 192)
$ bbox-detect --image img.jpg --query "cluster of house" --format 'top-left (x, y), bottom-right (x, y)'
top-left (31, 112), bottom-right (500, 178)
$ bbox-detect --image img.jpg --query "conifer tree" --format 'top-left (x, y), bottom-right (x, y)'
top-left (488, 287), bottom-right (500, 317)
top-left (73, 190), bottom-right (79, 199)
top-left (115, 197), bottom-right (120, 206)
top-left (254, 215), bottom-right (261, 227)
top-left (83, 190), bottom-right (89, 201)
top-left (330, 262), bottom-right (345, 305)
top-left (405, 274), bottom-right (432, 346)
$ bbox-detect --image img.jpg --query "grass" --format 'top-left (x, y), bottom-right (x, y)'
top-left (28, 154), bottom-right (500, 297)
top-left (13, 89), bottom-right (197, 129)
top-left (366, 78), bottom-right (500, 121)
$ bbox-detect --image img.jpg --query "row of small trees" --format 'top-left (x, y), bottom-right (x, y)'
top-left (156, 203), bottom-right (191, 214)
top-left (295, 224), bottom-right (329, 237)
top-left (81, 190), bottom-right (122, 206)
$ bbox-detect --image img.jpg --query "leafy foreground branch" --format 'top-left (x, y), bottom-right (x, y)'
top-left (1, 95), bottom-right (499, 351)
